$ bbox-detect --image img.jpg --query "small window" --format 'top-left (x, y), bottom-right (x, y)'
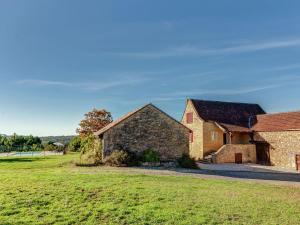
top-left (189, 131), bottom-right (194, 143)
top-left (211, 131), bottom-right (218, 141)
top-left (186, 112), bottom-right (193, 124)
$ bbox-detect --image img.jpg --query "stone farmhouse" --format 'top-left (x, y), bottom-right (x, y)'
top-left (95, 104), bottom-right (190, 161)
top-left (182, 99), bottom-right (300, 170)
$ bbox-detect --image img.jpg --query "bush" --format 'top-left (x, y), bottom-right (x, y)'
top-left (43, 143), bottom-right (65, 152)
top-left (177, 154), bottom-right (198, 169)
top-left (79, 134), bottom-right (102, 166)
top-left (141, 149), bottom-right (160, 162)
top-left (104, 150), bottom-right (129, 167)
top-left (68, 136), bottom-right (82, 152)
top-left (103, 150), bottom-right (140, 167)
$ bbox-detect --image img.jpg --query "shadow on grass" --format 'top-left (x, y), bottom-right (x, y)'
top-left (134, 167), bottom-right (300, 183)
top-left (0, 157), bottom-right (46, 163)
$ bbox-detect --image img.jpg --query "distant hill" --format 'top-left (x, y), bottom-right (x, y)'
top-left (40, 136), bottom-right (76, 145)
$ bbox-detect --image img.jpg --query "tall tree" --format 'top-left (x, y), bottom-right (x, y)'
top-left (76, 108), bottom-right (113, 136)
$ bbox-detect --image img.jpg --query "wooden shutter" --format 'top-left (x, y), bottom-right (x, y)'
top-left (186, 112), bottom-right (193, 124)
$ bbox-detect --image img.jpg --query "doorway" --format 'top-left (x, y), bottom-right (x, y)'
top-left (223, 133), bottom-right (227, 145)
top-left (256, 143), bottom-right (270, 165)
top-left (235, 153), bottom-right (243, 164)
top-left (296, 155), bottom-right (300, 171)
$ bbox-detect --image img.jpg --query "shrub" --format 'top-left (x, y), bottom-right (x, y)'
top-left (141, 149), bottom-right (160, 162)
top-left (177, 154), bottom-right (198, 169)
top-left (104, 150), bottom-right (129, 167)
top-left (68, 136), bottom-right (82, 152)
top-left (43, 143), bottom-right (65, 152)
top-left (78, 134), bottom-right (102, 166)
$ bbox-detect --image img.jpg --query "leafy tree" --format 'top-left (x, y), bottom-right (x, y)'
top-left (68, 136), bottom-right (82, 152)
top-left (79, 134), bottom-right (102, 165)
top-left (0, 134), bottom-right (42, 152)
top-left (76, 108), bottom-right (113, 136)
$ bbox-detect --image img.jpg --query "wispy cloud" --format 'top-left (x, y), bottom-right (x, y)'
top-left (268, 63), bottom-right (300, 71)
top-left (17, 79), bottom-right (73, 87)
top-left (107, 38), bottom-right (300, 58)
top-left (17, 76), bottom-right (151, 91)
top-left (164, 83), bottom-right (284, 97)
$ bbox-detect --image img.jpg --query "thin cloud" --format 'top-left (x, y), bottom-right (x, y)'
top-left (165, 84), bottom-right (284, 97)
top-left (17, 79), bottom-right (73, 87)
top-left (268, 63), bottom-right (300, 71)
top-left (108, 38), bottom-right (300, 58)
top-left (17, 76), bottom-right (151, 91)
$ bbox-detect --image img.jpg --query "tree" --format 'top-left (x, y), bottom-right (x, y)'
top-left (76, 108), bottom-right (113, 136)
top-left (79, 134), bottom-right (102, 165)
top-left (68, 136), bottom-right (82, 152)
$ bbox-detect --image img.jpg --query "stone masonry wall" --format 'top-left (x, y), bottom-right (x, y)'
top-left (102, 105), bottom-right (190, 161)
top-left (254, 131), bottom-right (300, 169)
top-left (213, 144), bottom-right (256, 164)
top-left (203, 121), bottom-right (224, 156)
top-left (181, 100), bottom-right (204, 160)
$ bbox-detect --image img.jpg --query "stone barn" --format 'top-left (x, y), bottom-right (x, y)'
top-left (94, 104), bottom-right (190, 161)
top-left (252, 111), bottom-right (300, 170)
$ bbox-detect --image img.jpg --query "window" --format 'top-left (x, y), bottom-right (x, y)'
top-left (189, 131), bottom-right (194, 143)
top-left (211, 131), bottom-right (218, 141)
top-left (186, 112), bottom-right (193, 124)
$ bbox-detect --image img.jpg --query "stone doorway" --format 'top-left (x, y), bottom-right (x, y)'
top-left (296, 155), bottom-right (300, 171)
top-left (256, 143), bottom-right (270, 165)
top-left (235, 153), bottom-right (243, 164)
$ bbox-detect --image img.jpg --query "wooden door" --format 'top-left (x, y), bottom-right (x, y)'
top-left (235, 153), bottom-right (242, 164)
top-left (256, 143), bottom-right (270, 165)
top-left (296, 155), bottom-right (300, 171)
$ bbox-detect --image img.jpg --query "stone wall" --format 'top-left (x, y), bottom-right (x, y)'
top-left (231, 133), bottom-right (251, 144)
top-left (181, 100), bottom-right (204, 160)
top-left (101, 105), bottom-right (189, 161)
top-left (212, 144), bottom-right (256, 164)
top-left (203, 121), bottom-right (224, 156)
top-left (254, 131), bottom-right (300, 169)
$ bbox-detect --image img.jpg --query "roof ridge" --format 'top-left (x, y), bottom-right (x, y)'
top-left (190, 98), bottom-right (261, 106)
top-left (257, 110), bottom-right (300, 117)
top-left (94, 103), bottom-right (152, 136)
top-left (94, 103), bottom-right (190, 136)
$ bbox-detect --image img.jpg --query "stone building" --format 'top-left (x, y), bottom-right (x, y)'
top-left (95, 104), bottom-right (190, 161)
top-left (181, 99), bottom-right (264, 163)
top-left (252, 112), bottom-right (300, 170)
top-left (182, 99), bottom-right (300, 170)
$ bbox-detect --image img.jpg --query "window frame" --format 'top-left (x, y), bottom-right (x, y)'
top-left (186, 112), bottom-right (193, 124)
top-left (189, 131), bottom-right (194, 143)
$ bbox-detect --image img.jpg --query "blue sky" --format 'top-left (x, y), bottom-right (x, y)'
top-left (1, 0), bottom-right (300, 136)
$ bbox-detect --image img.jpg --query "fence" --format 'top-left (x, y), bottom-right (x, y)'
top-left (0, 145), bottom-right (43, 153)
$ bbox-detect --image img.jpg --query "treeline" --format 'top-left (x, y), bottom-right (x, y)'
top-left (0, 134), bottom-right (42, 152)
top-left (40, 136), bottom-right (75, 145)
top-left (0, 134), bottom-right (67, 153)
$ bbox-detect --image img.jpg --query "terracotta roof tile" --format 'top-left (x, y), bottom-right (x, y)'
top-left (252, 111), bottom-right (300, 132)
top-left (219, 123), bottom-right (252, 132)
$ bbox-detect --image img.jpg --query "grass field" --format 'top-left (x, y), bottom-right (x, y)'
top-left (0, 154), bottom-right (299, 225)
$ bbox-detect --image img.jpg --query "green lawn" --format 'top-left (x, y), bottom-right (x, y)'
top-left (0, 154), bottom-right (299, 225)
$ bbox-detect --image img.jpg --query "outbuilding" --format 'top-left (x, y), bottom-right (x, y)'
top-left (95, 104), bottom-right (190, 161)
top-left (252, 111), bottom-right (300, 170)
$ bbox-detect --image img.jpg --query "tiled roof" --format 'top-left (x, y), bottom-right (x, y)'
top-left (218, 123), bottom-right (252, 132)
top-left (252, 111), bottom-right (300, 132)
top-left (190, 99), bottom-right (265, 131)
